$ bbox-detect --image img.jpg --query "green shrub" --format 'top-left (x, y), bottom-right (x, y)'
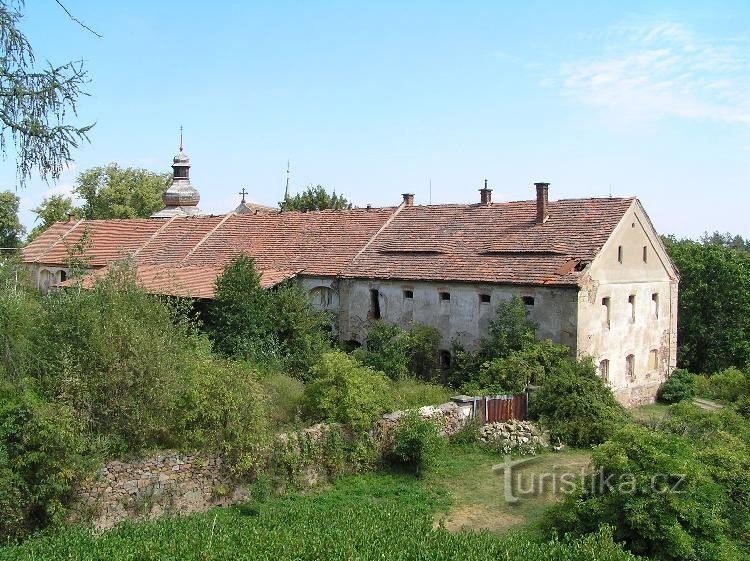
top-left (448, 297), bottom-right (570, 392)
top-left (544, 423), bottom-right (745, 560)
top-left (172, 357), bottom-right (270, 476)
top-left (658, 368), bottom-right (697, 403)
top-left (356, 321), bottom-right (410, 379)
top-left (356, 321), bottom-right (442, 382)
top-left (703, 368), bottom-right (749, 403)
top-left (260, 372), bottom-right (305, 427)
top-left (0, 382), bottom-right (92, 541)
top-left (387, 411), bottom-right (444, 476)
top-left (303, 351), bottom-right (393, 432)
top-left (529, 358), bottom-right (628, 447)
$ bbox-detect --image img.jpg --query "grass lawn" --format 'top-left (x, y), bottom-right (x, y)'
top-left (0, 446), bottom-right (630, 561)
top-left (428, 446), bottom-right (592, 534)
top-left (630, 402), bottom-right (671, 423)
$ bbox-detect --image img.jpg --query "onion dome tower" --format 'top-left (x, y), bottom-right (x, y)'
top-left (152, 129), bottom-right (202, 218)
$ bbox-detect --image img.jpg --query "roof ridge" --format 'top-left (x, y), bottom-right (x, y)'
top-left (132, 215), bottom-right (178, 259)
top-left (180, 213), bottom-right (235, 265)
top-left (36, 219), bottom-right (83, 264)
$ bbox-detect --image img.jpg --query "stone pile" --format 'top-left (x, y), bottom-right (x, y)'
top-left (477, 420), bottom-right (551, 454)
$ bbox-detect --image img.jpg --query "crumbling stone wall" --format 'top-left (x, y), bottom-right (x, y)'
top-left (69, 402), bottom-right (471, 531)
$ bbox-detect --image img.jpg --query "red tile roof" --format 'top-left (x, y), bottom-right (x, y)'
top-left (22, 197), bottom-right (635, 296)
top-left (341, 198), bottom-right (635, 286)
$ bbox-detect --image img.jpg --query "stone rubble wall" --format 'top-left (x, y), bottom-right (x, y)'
top-left (67, 452), bottom-right (249, 531)
top-left (69, 402), bottom-right (470, 531)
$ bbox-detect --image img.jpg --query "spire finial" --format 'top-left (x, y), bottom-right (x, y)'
top-left (179, 125), bottom-right (183, 152)
top-left (239, 188), bottom-right (248, 204)
top-left (284, 159), bottom-right (290, 199)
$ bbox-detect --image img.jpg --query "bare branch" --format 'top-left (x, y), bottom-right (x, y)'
top-left (54, 0), bottom-right (102, 38)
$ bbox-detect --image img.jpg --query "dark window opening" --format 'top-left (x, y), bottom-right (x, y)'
top-left (602, 297), bottom-right (611, 327)
top-left (642, 245), bottom-right (648, 263)
top-left (522, 296), bottom-right (535, 306)
top-left (59, 270), bottom-right (67, 282)
top-left (628, 294), bottom-right (636, 322)
top-left (479, 293), bottom-right (491, 304)
top-left (438, 350), bottom-right (451, 370)
top-left (617, 245), bottom-right (623, 263)
top-left (651, 293), bottom-right (659, 318)
top-left (370, 289), bottom-right (381, 319)
top-left (343, 339), bottom-right (361, 352)
top-left (439, 292), bottom-right (450, 302)
top-left (403, 289), bottom-right (414, 299)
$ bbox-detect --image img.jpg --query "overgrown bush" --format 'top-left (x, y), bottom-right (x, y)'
top-left (356, 321), bottom-right (441, 381)
top-left (657, 368), bottom-right (696, 403)
top-left (544, 423), bottom-right (746, 560)
top-left (0, 381), bottom-right (92, 541)
top-left (529, 358), bottom-right (628, 447)
top-left (702, 368), bottom-right (749, 403)
top-left (390, 378), bottom-right (453, 411)
top-left (208, 255), bottom-right (332, 376)
top-left (302, 351), bottom-right (393, 432)
top-left (449, 297), bottom-right (570, 393)
top-left (387, 411), bottom-right (444, 476)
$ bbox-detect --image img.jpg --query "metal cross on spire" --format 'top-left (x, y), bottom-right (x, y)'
top-left (239, 188), bottom-right (248, 204)
top-left (179, 125), bottom-right (183, 151)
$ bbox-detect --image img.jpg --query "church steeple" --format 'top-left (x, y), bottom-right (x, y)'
top-left (152, 128), bottom-right (202, 218)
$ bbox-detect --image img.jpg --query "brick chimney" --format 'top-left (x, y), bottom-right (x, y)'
top-left (479, 179), bottom-right (492, 205)
top-left (402, 193), bottom-right (415, 206)
top-left (535, 182), bottom-right (549, 224)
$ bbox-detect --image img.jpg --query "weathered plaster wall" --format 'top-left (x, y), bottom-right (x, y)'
top-left (25, 263), bottom-right (70, 294)
top-left (335, 279), bottom-right (579, 352)
top-left (578, 202), bottom-right (678, 406)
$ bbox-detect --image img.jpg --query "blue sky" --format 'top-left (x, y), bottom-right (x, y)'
top-left (3, 1), bottom-right (749, 238)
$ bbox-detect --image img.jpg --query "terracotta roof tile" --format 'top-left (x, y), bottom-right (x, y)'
top-left (24, 197), bottom-right (634, 295)
top-left (340, 198), bottom-right (635, 286)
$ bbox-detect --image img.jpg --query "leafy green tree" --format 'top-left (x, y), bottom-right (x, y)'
top-left (27, 194), bottom-right (77, 240)
top-left (209, 255), bottom-right (279, 364)
top-left (663, 236), bottom-right (750, 373)
top-left (280, 184), bottom-right (351, 212)
top-left (74, 164), bottom-right (170, 219)
top-left (0, 1), bottom-right (92, 184)
top-left (387, 411), bottom-right (444, 476)
top-left (0, 191), bottom-right (24, 248)
top-left (208, 255), bottom-right (332, 375)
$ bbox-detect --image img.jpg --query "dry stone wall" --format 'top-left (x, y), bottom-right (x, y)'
top-left (70, 402), bottom-right (471, 531)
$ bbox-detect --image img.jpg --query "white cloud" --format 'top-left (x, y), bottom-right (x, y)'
top-left (555, 22), bottom-right (750, 125)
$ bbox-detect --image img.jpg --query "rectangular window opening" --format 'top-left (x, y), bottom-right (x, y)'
top-left (649, 349), bottom-right (659, 371)
top-left (403, 289), bottom-right (414, 300)
top-left (439, 291), bottom-right (450, 302)
top-left (617, 245), bottom-right (623, 264)
top-left (602, 297), bottom-right (611, 328)
top-left (642, 245), bottom-right (648, 263)
top-left (522, 296), bottom-right (535, 306)
top-left (628, 294), bottom-right (636, 323)
top-left (599, 359), bottom-right (609, 384)
top-left (651, 293), bottom-right (659, 318)
top-left (479, 293), bottom-right (491, 304)
top-left (438, 350), bottom-right (451, 370)
top-left (369, 289), bottom-right (381, 320)
top-left (626, 354), bottom-right (635, 382)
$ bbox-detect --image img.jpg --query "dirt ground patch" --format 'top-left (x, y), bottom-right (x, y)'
top-left (436, 505), bottom-right (525, 533)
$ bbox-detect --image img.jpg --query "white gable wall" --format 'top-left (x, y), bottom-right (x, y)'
top-left (577, 201), bottom-right (678, 406)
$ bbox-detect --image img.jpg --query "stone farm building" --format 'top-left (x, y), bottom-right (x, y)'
top-left (22, 146), bottom-right (678, 406)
